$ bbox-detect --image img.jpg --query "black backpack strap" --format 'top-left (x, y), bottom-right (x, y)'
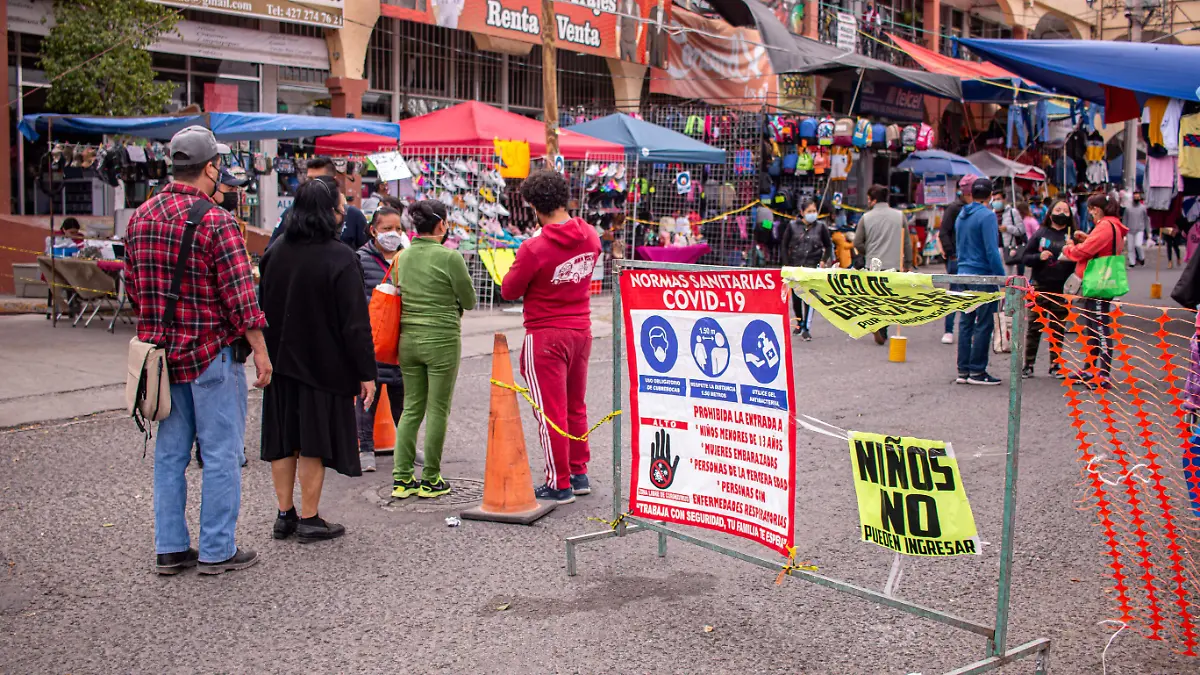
top-left (163, 199), bottom-right (215, 327)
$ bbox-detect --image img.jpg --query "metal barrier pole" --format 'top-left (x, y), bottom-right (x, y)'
top-left (612, 267), bottom-right (625, 534)
top-left (991, 278), bottom-right (1028, 658)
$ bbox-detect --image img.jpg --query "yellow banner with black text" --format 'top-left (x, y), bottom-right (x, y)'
top-left (848, 432), bottom-right (980, 557)
top-left (782, 269), bottom-right (1002, 339)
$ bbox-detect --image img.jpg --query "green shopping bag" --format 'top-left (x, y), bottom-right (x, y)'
top-left (1079, 222), bottom-right (1130, 299)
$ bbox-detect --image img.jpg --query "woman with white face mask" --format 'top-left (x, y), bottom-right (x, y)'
top-left (353, 207), bottom-right (411, 473)
top-left (780, 198), bottom-right (834, 341)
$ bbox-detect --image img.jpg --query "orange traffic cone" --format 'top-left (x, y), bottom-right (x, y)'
top-left (373, 385), bottom-right (396, 453)
top-left (461, 334), bottom-right (557, 524)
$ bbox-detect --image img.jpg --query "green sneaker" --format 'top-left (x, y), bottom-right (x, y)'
top-left (391, 478), bottom-right (420, 499)
top-left (418, 477), bottom-right (451, 498)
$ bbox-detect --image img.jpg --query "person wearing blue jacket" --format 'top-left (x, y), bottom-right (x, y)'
top-left (954, 177), bottom-right (1007, 386)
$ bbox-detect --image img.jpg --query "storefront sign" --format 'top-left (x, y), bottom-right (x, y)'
top-left (922, 174), bottom-right (949, 205)
top-left (150, 1), bottom-right (344, 28)
top-left (382, 0), bottom-right (668, 65)
top-left (621, 269), bottom-right (797, 556)
top-left (835, 11), bottom-right (857, 53)
top-left (650, 7), bottom-right (778, 112)
top-left (855, 81), bottom-right (925, 123)
top-left (152, 21), bottom-right (330, 70)
top-left (848, 432), bottom-right (979, 557)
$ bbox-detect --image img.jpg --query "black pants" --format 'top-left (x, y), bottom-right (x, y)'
top-left (1081, 298), bottom-right (1114, 378)
top-left (1025, 291), bottom-right (1068, 368)
top-left (355, 380), bottom-right (404, 453)
top-left (792, 294), bottom-right (813, 331)
top-left (1166, 232), bottom-right (1184, 264)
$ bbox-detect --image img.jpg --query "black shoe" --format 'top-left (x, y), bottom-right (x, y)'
top-left (296, 516), bottom-right (346, 543)
top-left (967, 373), bottom-right (1002, 386)
top-left (570, 474), bottom-right (592, 496)
top-left (197, 548), bottom-right (259, 576)
top-left (1049, 365), bottom-right (1064, 379)
top-left (155, 548), bottom-right (198, 575)
top-left (1021, 366), bottom-right (1034, 379)
top-left (273, 508), bottom-right (298, 539)
top-left (874, 329), bottom-right (888, 346)
top-left (801, 330), bottom-right (812, 342)
top-left (792, 326), bottom-right (802, 335)
top-left (954, 372), bottom-right (969, 384)
top-left (417, 477), bottom-right (451, 498)
top-left (535, 483), bottom-right (576, 504)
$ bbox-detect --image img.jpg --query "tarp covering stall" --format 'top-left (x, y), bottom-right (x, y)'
top-left (957, 38), bottom-right (1200, 122)
top-left (19, 112), bottom-right (401, 142)
top-left (314, 132), bottom-right (398, 156)
top-left (566, 114), bottom-right (727, 164)
top-left (965, 151), bottom-right (1046, 181)
top-left (885, 33), bottom-right (1040, 103)
top-left (399, 101), bottom-right (624, 159)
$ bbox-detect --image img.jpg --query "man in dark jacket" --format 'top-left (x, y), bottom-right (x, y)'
top-left (937, 174), bottom-right (977, 345)
top-left (269, 156), bottom-right (369, 249)
top-left (780, 200), bottom-right (833, 341)
top-left (1020, 202), bottom-right (1075, 379)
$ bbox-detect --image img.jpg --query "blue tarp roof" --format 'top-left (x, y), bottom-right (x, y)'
top-left (566, 114), bottom-right (726, 164)
top-left (957, 38), bottom-right (1200, 106)
top-left (18, 112), bottom-right (401, 142)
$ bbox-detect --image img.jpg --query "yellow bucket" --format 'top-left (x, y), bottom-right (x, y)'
top-left (1150, 283), bottom-right (1163, 300)
top-left (888, 335), bottom-right (908, 363)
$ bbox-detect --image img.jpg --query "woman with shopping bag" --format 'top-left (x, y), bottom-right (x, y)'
top-left (356, 206), bottom-right (409, 473)
top-left (1063, 192), bottom-right (1129, 390)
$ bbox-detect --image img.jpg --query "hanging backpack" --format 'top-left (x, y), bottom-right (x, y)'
top-left (796, 148), bottom-right (814, 173)
top-left (871, 123), bottom-right (888, 147)
top-left (901, 125), bottom-right (919, 151)
top-left (886, 124), bottom-right (902, 150)
top-left (915, 123), bottom-right (935, 150)
top-left (833, 118), bottom-right (855, 147)
top-left (799, 117), bottom-right (818, 140)
top-left (782, 145), bottom-right (799, 174)
top-left (817, 117), bottom-right (836, 146)
top-left (852, 119), bottom-right (872, 148)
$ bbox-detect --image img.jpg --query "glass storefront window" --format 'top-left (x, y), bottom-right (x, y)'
top-left (363, 92), bottom-right (393, 120)
top-left (278, 87), bottom-right (331, 117)
top-left (191, 56), bottom-right (258, 78)
top-left (155, 72), bottom-right (188, 113)
top-left (190, 76), bottom-right (259, 113)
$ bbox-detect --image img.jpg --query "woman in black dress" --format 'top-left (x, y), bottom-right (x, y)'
top-left (259, 176), bottom-right (377, 542)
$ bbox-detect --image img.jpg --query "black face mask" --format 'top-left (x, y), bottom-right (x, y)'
top-left (1051, 213), bottom-right (1071, 227)
top-left (219, 190), bottom-right (239, 212)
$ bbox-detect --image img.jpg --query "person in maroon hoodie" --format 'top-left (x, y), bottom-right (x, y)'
top-left (501, 169), bottom-right (602, 504)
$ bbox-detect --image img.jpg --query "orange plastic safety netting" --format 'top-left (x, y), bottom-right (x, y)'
top-left (1026, 289), bottom-right (1200, 656)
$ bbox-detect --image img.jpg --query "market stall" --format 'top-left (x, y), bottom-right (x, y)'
top-left (398, 101), bottom-right (626, 308)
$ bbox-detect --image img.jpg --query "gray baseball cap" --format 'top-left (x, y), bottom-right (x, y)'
top-left (169, 125), bottom-right (220, 167)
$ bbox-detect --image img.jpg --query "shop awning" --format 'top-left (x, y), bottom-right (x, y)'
top-left (886, 34), bottom-right (1016, 80)
top-left (566, 114), bottom-right (726, 164)
top-left (18, 112), bottom-right (401, 143)
top-left (700, 0), bottom-right (962, 100)
top-left (400, 102), bottom-right (624, 159)
top-left (314, 132), bottom-right (399, 156)
top-left (958, 38), bottom-right (1200, 122)
top-left (965, 151), bottom-right (1046, 181)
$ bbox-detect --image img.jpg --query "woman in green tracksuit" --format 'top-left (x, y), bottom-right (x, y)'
top-left (390, 200), bottom-right (477, 498)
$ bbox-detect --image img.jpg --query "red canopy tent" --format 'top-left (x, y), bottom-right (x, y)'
top-left (400, 101), bottom-right (623, 159)
top-left (314, 131), bottom-right (398, 156)
top-left (886, 33), bottom-right (1019, 80)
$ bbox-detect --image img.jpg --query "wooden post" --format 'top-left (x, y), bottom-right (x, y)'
top-left (541, 0), bottom-right (560, 157)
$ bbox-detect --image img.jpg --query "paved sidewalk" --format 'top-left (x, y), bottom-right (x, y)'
top-left (0, 297), bottom-right (613, 428)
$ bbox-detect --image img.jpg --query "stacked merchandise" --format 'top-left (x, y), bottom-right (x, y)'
top-left (404, 156), bottom-right (516, 252)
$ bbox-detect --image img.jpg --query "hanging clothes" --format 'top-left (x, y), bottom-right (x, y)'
top-left (1163, 98), bottom-right (1185, 156)
top-left (1007, 106), bottom-right (1028, 148)
top-left (1144, 97), bottom-right (1171, 148)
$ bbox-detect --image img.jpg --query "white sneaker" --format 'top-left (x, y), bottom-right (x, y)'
top-left (941, 332), bottom-right (954, 345)
top-left (360, 452), bottom-right (377, 472)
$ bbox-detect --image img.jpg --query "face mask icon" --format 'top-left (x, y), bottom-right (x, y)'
top-left (648, 327), bottom-right (669, 362)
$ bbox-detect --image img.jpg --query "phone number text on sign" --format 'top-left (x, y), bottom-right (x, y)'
top-left (621, 269), bottom-right (797, 555)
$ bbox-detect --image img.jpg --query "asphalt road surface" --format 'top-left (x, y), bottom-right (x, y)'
top-left (1, 265), bottom-right (1196, 674)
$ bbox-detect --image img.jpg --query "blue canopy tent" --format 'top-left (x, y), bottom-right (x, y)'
top-left (956, 38), bottom-right (1200, 114)
top-left (896, 150), bottom-right (986, 177)
top-left (566, 114), bottom-right (726, 164)
top-left (19, 112), bottom-right (401, 142)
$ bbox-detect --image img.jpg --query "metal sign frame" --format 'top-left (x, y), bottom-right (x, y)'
top-left (565, 259), bottom-right (1052, 675)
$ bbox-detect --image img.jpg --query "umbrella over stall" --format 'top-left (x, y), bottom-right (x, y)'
top-left (896, 150), bottom-right (986, 177)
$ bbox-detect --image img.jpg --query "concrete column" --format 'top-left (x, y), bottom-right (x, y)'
top-left (260, 63), bottom-right (279, 232)
top-left (607, 58), bottom-right (647, 113)
top-left (324, 77), bottom-right (369, 207)
top-left (923, 0), bottom-right (940, 52)
top-left (1011, 24), bottom-right (1027, 40)
top-left (803, 0), bottom-right (819, 40)
top-left (0, 0), bottom-right (12, 215)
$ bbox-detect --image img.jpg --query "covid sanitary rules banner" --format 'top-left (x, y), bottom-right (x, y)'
top-left (621, 269), bottom-right (796, 555)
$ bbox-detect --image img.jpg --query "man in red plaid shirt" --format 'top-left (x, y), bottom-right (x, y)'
top-left (125, 126), bottom-right (272, 576)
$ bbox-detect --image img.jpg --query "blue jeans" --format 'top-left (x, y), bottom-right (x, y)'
top-left (944, 259), bottom-right (958, 333)
top-left (154, 347), bottom-right (247, 563)
top-left (957, 293), bottom-right (999, 376)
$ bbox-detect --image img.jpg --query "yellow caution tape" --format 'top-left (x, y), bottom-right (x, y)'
top-left (775, 545), bottom-right (819, 585)
top-left (0, 272), bottom-right (120, 299)
top-left (628, 200), bottom-right (758, 228)
top-left (489, 378), bottom-right (622, 442)
top-left (587, 512), bottom-right (630, 530)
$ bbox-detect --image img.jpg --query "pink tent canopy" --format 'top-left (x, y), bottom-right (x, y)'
top-left (314, 131), bottom-right (398, 156)
top-left (400, 101), bottom-right (624, 159)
